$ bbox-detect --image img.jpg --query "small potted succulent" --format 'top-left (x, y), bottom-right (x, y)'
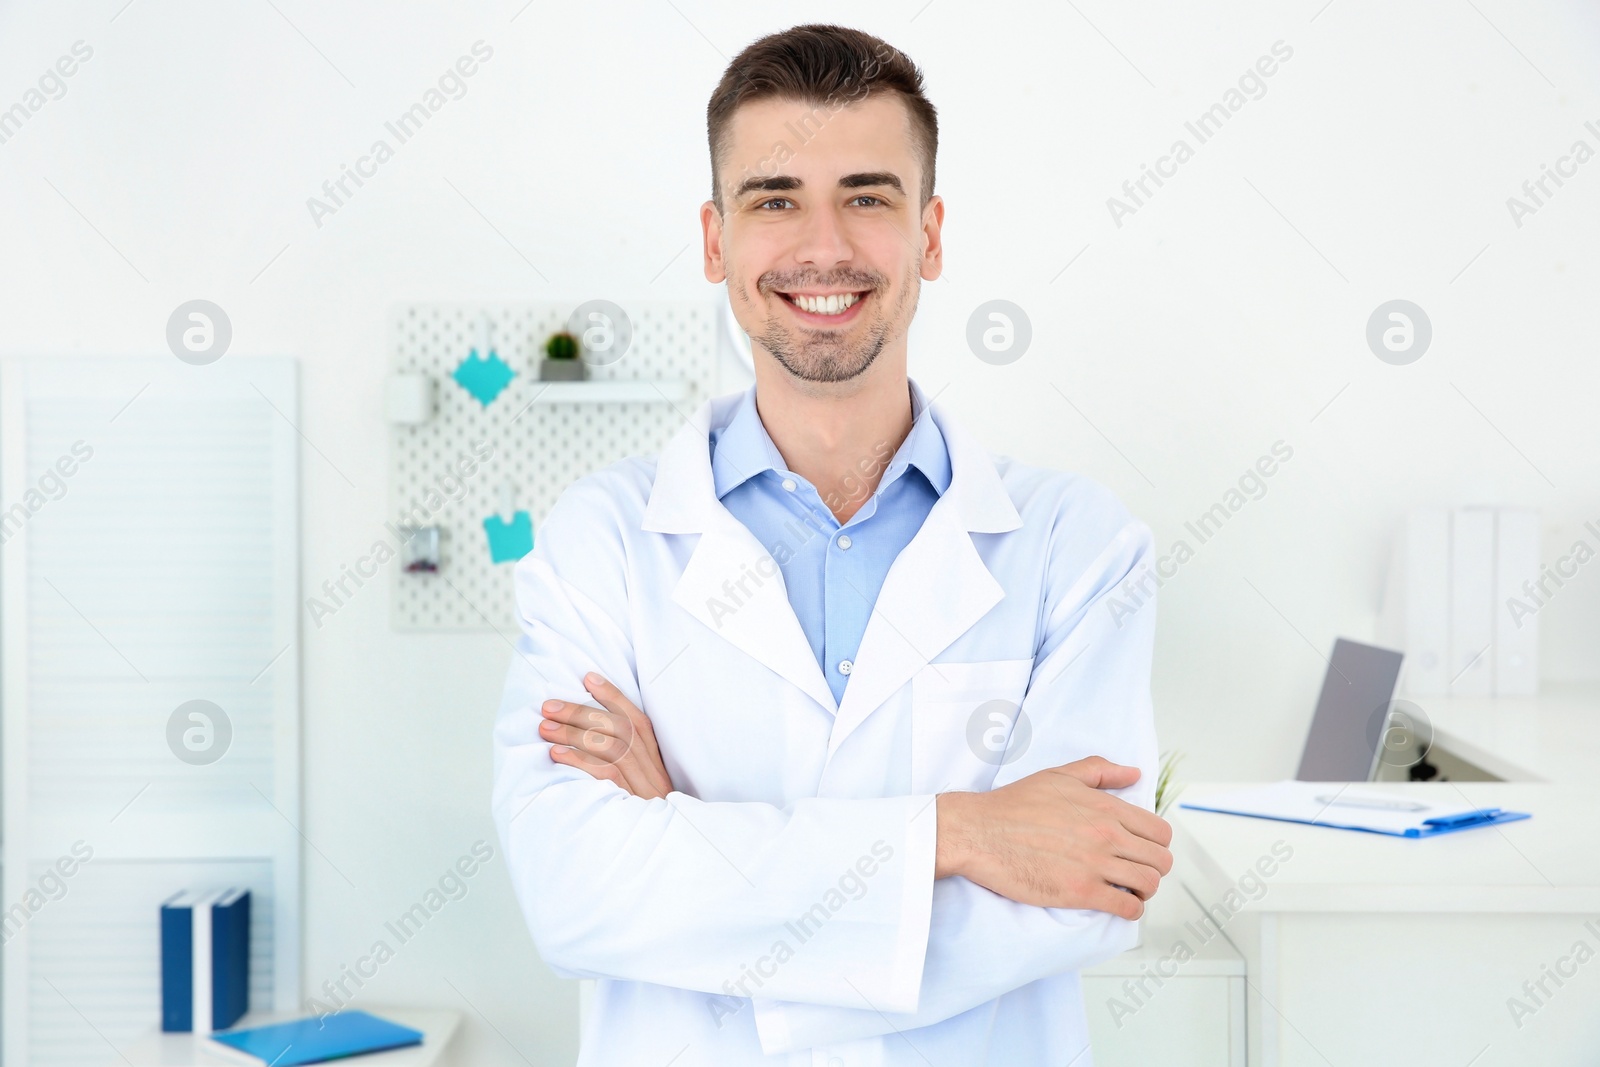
top-left (540, 330), bottom-right (587, 381)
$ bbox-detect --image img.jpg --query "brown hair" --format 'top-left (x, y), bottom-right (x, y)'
top-left (706, 24), bottom-right (938, 214)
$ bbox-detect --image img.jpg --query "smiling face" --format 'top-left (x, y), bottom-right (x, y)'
top-left (702, 91), bottom-right (943, 386)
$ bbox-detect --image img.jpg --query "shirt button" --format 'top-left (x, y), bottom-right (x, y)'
top-left (781, 478), bottom-right (797, 492)
top-left (838, 659), bottom-right (853, 675)
top-left (837, 534), bottom-right (852, 550)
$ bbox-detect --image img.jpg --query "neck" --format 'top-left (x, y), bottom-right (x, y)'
top-left (751, 350), bottom-right (912, 524)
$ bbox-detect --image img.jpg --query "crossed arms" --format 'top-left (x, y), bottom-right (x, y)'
top-left (544, 673), bottom-right (1171, 916)
top-left (490, 479), bottom-right (1171, 1052)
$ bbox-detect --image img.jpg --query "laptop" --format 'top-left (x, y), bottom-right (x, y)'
top-left (1294, 638), bottom-right (1406, 782)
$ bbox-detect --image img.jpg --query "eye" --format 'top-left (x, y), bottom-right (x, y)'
top-left (756, 197), bottom-right (794, 210)
top-left (850, 195), bottom-right (887, 207)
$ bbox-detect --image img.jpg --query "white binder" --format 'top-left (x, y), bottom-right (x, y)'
top-left (1381, 506), bottom-right (1542, 698)
top-left (1493, 508), bottom-right (1541, 695)
top-left (1448, 508), bottom-right (1496, 696)
top-left (1378, 508), bottom-right (1450, 696)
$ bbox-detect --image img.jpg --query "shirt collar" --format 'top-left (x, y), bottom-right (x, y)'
top-left (711, 378), bottom-right (952, 501)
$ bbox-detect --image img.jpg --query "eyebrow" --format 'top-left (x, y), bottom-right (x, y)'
top-left (733, 171), bottom-right (905, 200)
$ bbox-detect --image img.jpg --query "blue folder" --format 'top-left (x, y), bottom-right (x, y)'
top-left (210, 1010), bottom-right (423, 1065)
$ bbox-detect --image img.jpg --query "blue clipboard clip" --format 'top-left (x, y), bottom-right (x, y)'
top-left (1403, 806), bottom-right (1530, 837)
top-left (1422, 807), bottom-right (1502, 828)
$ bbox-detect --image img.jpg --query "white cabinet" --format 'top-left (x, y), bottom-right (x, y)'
top-left (1, 358), bottom-right (303, 1065)
top-left (1082, 880), bottom-right (1246, 1066)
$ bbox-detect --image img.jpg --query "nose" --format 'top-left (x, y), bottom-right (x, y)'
top-left (792, 199), bottom-right (855, 273)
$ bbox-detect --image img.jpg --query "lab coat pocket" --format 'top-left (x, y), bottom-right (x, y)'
top-left (910, 658), bottom-right (1034, 794)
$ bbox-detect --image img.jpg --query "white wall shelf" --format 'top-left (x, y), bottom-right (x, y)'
top-left (528, 379), bottom-right (690, 403)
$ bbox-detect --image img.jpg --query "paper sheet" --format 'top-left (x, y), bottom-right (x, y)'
top-left (1179, 780), bottom-right (1494, 835)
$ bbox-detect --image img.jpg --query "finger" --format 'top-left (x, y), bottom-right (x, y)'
top-left (619, 760), bottom-right (670, 801)
top-left (613, 705), bottom-right (664, 770)
top-left (1075, 785), bottom-right (1173, 849)
top-left (555, 703), bottom-right (638, 762)
top-left (551, 741), bottom-right (663, 802)
top-left (579, 677), bottom-right (653, 759)
top-left (622, 703), bottom-right (665, 765)
top-left (1055, 756), bottom-right (1141, 790)
top-left (1088, 882), bottom-right (1145, 920)
top-left (1102, 857), bottom-right (1163, 901)
top-left (631, 746), bottom-right (674, 799)
top-left (568, 679), bottom-right (673, 798)
top-left (582, 673), bottom-right (641, 723)
top-left (582, 674), bottom-right (668, 770)
top-left (541, 698), bottom-right (621, 734)
top-left (1111, 802), bottom-right (1173, 848)
top-left (540, 718), bottom-right (628, 763)
top-left (1109, 828), bottom-right (1174, 877)
top-left (549, 744), bottom-right (624, 786)
top-left (612, 725), bottom-right (673, 800)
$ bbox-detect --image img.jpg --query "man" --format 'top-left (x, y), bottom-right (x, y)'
top-left (492, 23), bottom-right (1172, 1066)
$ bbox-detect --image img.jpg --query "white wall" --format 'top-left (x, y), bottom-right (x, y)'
top-left (3, 1), bottom-right (1598, 1063)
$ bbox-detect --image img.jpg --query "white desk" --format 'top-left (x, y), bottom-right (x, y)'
top-left (118, 1008), bottom-right (460, 1066)
top-left (1174, 780), bottom-right (1600, 1066)
top-left (1423, 680), bottom-right (1600, 783)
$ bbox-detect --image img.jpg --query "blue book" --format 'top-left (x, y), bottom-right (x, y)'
top-left (210, 1010), bottom-right (424, 1065)
top-left (161, 888), bottom-right (250, 1032)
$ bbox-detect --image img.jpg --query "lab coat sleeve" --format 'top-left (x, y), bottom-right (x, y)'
top-left (490, 472), bottom-right (938, 1013)
top-left (750, 507), bottom-right (1161, 1053)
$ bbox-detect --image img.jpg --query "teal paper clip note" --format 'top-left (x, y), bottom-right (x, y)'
top-left (484, 511), bottom-right (534, 563)
top-left (453, 349), bottom-right (515, 406)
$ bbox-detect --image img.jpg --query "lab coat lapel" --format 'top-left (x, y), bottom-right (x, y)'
top-left (644, 395), bottom-right (839, 716)
top-left (826, 400), bottom-right (1024, 757)
top-left (672, 516), bottom-right (839, 715)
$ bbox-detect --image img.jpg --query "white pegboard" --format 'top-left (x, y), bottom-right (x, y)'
top-left (390, 300), bottom-right (719, 630)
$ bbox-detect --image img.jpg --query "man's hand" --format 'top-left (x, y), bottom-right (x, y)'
top-left (935, 756), bottom-right (1173, 919)
top-left (540, 672), bottom-right (675, 800)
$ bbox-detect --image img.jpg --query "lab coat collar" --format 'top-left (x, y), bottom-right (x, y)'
top-left (643, 378), bottom-right (1022, 733)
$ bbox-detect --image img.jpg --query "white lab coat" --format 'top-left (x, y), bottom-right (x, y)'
top-left (492, 382), bottom-right (1160, 1066)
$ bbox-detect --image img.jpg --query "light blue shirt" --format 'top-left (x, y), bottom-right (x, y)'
top-left (709, 379), bottom-right (952, 705)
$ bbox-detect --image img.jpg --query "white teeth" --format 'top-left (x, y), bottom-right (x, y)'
top-left (790, 292), bottom-right (860, 315)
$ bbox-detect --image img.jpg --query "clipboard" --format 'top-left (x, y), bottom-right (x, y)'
top-left (1178, 780), bottom-right (1531, 838)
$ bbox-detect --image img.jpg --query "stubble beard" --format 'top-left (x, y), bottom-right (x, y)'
top-left (742, 267), bottom-right (918, 384)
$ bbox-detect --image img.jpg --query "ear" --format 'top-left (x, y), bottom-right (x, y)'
top-left (919, 194), bottom-right (945, 282)
top-left (701, 200), bottom-right (727, 283)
